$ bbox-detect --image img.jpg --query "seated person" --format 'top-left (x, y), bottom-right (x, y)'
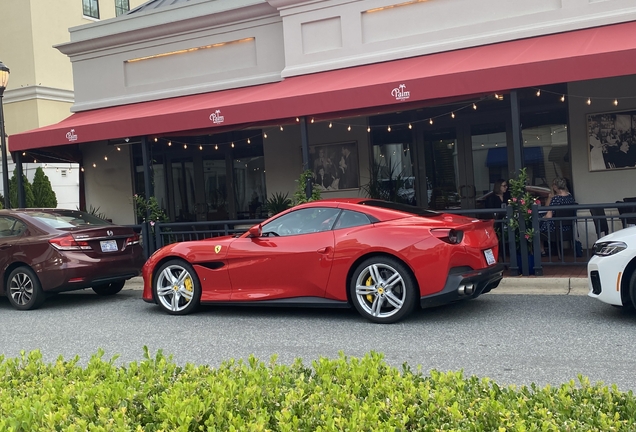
top-left (539, 177), bottom-right (576, 255)
top-left (483, 179), bottom-right (511, 220)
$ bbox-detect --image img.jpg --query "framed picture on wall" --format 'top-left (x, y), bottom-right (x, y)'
top-left (587, 110), bottom-right (636, 171)
top-left (308, 141), bottom-right (359, 191)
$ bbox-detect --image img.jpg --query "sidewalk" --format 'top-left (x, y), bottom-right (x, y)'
top-left (124, 273), bottom-right (590, 296)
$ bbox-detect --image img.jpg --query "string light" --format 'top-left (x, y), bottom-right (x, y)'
top-left (296, 117), bottom-right (299, 122)
top-left (215, 144), bottom-right (218, 150)
top-left (614, 99), bottom-right (619, 106)
top-left (104, 156), bottom-right (108, 161)
top-left (347, 125), bottom-right (351, 131)
top-left (387, 125), bottom-right (391, 132)
top-left (408, 123), bottom-right (412, 129)
top-left (536, 89), bottom-right (541, 97)
top-left (231, 142), bottom-right (235, 148)
top-left (280, 126), bottom-right (284, 131)
top-left (117, 147), bottom-right (121, 151)
top-left (168, 141), bottom-right (172, 146)
top-left (310, 118), bottom-right (315, 123)
top-left (81, 167), bottom-right (85, 172)
top-left (154, 138), bottom-right (157, 142)
top-left (367, 126), bottom-right (371, 132)
top-left (451, 112), bottom-right (455, 119)
top-left (329, 122), bottom-right (332, 128)
top-left (264, 133), bottom-right (267, 138)
top-left (199, 145), bottom-right (203, 150)
top-left (587, 98), bottom-right (591, 105)
top-left (560, 95), bottom-right (565, 102)
top-left (247, 138), bottom-right (251, 144)
top-left (473, 103), bottom-right (477, 110)
top-left (429, 118), bottom-right (433, 125)
top-left (92, 163), bottom-right (96, 167)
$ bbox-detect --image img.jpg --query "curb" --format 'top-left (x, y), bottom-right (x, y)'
top-left (123, 276), bottom-right (590, 296)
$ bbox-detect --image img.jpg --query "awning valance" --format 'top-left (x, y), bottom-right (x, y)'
top-left (10, 20), bottom-right (636, 151)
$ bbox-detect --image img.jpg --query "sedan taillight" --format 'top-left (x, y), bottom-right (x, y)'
top-left (125, 234), bottom-right (140, 247)
top-left (49, 235), bottom-right (92, 251)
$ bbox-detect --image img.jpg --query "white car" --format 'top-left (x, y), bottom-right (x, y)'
top-left (588, 226), bottom-right (636, 307)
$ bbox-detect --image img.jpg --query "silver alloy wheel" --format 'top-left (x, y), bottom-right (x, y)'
top-left (354, 263), bottom-right (406, 319)
top-left (9, 272), bottom-right (35, 306)
top-left (156, 264), bottom-right (195, 312)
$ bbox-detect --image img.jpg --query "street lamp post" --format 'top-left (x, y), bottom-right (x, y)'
top-left (0, 60), bottom-right (10, 209)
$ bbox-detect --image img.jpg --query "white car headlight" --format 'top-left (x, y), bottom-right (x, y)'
top-left (594, 241), bottom-right (627, 256)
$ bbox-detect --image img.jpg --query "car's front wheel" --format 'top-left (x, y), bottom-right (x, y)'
top-left (6, 266), bottom-right (46, 310)
top-left (153, 260), bottom-right (201, 315)
top-left (350, 256), bottom-right (417, 324)
top-left (92, 280), bottom-right (126, 296)
top-left (629, 270), bottom-right (636, 309)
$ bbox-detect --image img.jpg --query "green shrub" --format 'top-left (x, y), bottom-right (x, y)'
top-left (1, 349), bottom-right (635, 431)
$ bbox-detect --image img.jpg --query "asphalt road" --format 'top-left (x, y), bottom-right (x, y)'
top-left (1, 288), bottom-right (635, 391)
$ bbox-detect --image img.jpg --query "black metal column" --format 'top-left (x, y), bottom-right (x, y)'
top-left (299, 117), bottom-right (312, 199)
top-left (140, 136), bottom-right (152, 219)
top-left (510, 90), bottom-right (524, 175)
top-left (15, 152), bottom-right (25, 208)
top-left (0, 92), bottom-right (9, 209)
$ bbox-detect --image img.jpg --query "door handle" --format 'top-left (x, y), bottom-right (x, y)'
top-left (0, 244), bottom-right (12, 250)
top-left (316, 247), bottom-right (332, 254)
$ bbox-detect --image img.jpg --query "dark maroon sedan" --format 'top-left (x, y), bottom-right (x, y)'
top-left (0, 209), bottom-right (145, 310)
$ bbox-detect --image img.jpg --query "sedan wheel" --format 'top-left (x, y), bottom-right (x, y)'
top-left (154, 260), bottom-right (201, 315)
top-left (92, 280), bottom-right (126, 296)
top-left (6, 266), bottom-right (46, 310)
top-left (350, 257), bottom-right (416, 324)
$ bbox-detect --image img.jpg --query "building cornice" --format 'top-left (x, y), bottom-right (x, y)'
top-left (56, 1), bottom-right (278, 56)
top-left (2, 86), bottom-right (74, 104)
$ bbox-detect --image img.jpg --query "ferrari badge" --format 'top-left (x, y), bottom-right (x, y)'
top-left (214, 245), bottom-right (222, 254)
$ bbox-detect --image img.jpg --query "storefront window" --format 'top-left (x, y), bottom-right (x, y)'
top-left (369, 143), bottom-right (415, 205)
top-left (234, 156), bottom-right (267, 219)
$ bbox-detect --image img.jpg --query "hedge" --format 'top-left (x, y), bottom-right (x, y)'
top-left (0, 348), bottom-right (635, 431)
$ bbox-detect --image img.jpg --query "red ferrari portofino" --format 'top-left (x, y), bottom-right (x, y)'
top-left (142, 199), bottom-right (504, 323)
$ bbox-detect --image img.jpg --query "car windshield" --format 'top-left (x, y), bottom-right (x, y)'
top-left (30, 210), bottom-right (112, 229)
top-left (359, 199), bottom-right (440, 217)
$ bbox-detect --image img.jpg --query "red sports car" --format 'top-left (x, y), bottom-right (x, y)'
top-left (142, 199), bottom-right (504, 323)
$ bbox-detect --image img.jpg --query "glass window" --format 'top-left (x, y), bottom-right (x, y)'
top-left (115, 0), bottom-right (129, 16)
top-left (82, 0), bottom-right (99, 19)
top-left (0, 217), bottom-right (27, 237)
top-left (31, 210), bottom-right (111, 228)
top-left (334, 210), bottom-right (370, 230)
top-left (368, 143), bottom-right (415, 205)
top-left (262, 208), bottom-right (340, 237)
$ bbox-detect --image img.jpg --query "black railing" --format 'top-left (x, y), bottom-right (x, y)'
top-left (130, 201), bottom-right (636, 276)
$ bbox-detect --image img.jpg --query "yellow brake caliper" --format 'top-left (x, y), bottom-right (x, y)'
top-left (183, 276), bottom-right (193, 302)
top-left (366, 276), bottom-right (374, 303)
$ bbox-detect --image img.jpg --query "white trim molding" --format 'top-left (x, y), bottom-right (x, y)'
top-left (3, 86), bottom-right (75, 104)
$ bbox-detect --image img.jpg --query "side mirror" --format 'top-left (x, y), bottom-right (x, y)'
top-left (248, 224), bottom-right (262, 238)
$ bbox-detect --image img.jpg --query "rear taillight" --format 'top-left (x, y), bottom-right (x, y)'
top-left (125, 234), bottom-right (140, 247)
top-left (431, 228), bottom-right (464, 244)
top-left (49, 235), bottom-right (92, 251)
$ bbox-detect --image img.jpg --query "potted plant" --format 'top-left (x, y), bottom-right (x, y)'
top-left (265, 192), bottom-right (292, 216)
top-left (507, 168), bottom-right (540, 273)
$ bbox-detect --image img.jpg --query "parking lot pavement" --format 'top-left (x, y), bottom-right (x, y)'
top-left (125, 276), bottom-right (590, 296)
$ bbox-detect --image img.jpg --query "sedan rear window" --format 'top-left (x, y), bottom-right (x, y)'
top-left (30, 210), bottom-right (112, 229)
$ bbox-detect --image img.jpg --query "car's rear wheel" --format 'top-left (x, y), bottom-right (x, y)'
top-left (154, 260), bottom-right (201, 315)
top-left (6, 266), bottom-right (46, 310)
top-left (350, 256), bottom-right (417, 324)
top-left (92, 280), bottom-right (126, 296)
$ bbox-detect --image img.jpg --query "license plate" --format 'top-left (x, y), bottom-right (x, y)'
top-left (484, 248), bottom-right (496, 265)
top-left (100, 240), bottom-right (118, 252)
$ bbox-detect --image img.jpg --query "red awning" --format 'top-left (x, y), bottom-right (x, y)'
top-left (10, 20), bottom-right (636, 151)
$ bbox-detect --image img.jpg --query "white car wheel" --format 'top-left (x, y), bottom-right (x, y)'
top-left (153, 260), bottom-right (201, 315)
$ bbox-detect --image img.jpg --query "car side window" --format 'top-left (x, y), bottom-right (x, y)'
top-left (262, 208), bottom-right (340, 237)
top-left (0, 217), bottom-right (26, 238)
top-left (334, 210), bottom-right (371, 230)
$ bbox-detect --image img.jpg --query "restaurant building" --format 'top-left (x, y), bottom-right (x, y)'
top-left (8, 0), bottom-right (636, 225)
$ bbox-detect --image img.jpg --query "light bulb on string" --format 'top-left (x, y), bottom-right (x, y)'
top-left (264, 133), bottom-right (268, 138)
top-left (387, 125), bottom-right (391, 132)
top-left (329, 122), bottom-right (332, 128)
top-left (215, 144), bottom-right (218, 150)
top-left (296, 117), bottom-right (299, 122)
top-left (429, 118), bottom-right (433, 125)
top-left (451, 112), bottom-right (455, 119)
top-left (473, 103), bottom-right (477, 110)
top-left (183, 144), bottom-right (187, 149)
top-left (587, 98), bottom-right (591, 105)
top-left (81, 167), bottom-right (85, 172)
top-left (117, 146), bottom-right (121, 151)
top-left (367, 126), bottom-right (371, 132)
top-left (408, 123), bottom-right (412, 129)
top-left (347, 125), bottom-right (351, 131)
top-left (280, 126), bottom-right (284, 131)
top-left (247, 138), bottom-right (251, 144)
top-left (104, 156), bottom-right (108, 161)
top-left (614, 99), bottom-right (619, 106)
top-left (22, 152), bottom-right (26, 156)
top-left (34, 159), bottom-right (37, 163)
top-left (154, 138), bottom-right (158, 142)
top-left (168, 141), bottom-right (172, 146)
top-left (92, 163), bottom-right (96, 168)
top-left (199, 145), bottom-right (203, 150)
top-left (560, 95), bottom-right (565, 102)
top-left (231, 142), bottom-right (235, 148)
top-left (536, 89), bottom-right (541, 97)
top-left (310, 118), bottom-right (315, 123)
